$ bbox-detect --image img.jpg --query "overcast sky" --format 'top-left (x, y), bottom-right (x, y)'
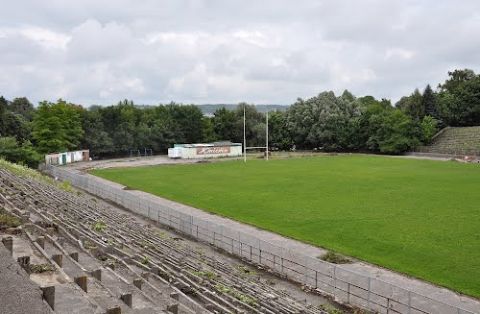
top-left (1, 1), bottom-right (479, 106)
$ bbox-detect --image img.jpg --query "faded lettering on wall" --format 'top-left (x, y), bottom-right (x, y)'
top-left (196, 146), bottom-right (231, 155)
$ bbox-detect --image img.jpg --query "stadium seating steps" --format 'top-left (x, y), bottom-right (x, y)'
top-left (417, 126), bottom-right (480, 155)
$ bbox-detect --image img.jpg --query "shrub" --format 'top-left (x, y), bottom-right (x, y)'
top-left (420, 115), bottom-right (439, 144)
top-left (30, 263), bottom-right (55, 273)
top-left (0, 208), bottom-right (22, 228)
top-left (320, 251), bottom-right (351, 264)
top-left (0, 137), bottom-right (41, 168)
top-left (92, 220), bottom-right (107, 232)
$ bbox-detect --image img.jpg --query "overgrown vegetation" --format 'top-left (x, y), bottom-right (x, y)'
top-left (0, 137), bottom-right (41, 168)
top-left (92, 220), bottom-right (107, 232)
top-left (0, 208), bottom-right (21, 228)
top-left (320, 251), bottom-right (352, 264)
top-left (0, 158), bottom-right (75, 196)
top-left (214, 283), bottom-right (257, 306)
top-left (30, 263), bottom-right (55, 273)
top-left (59, 180), bottom-right (73, 192)
top-left (0, 158), bottom-right (52, 184)
top-left (235, 265), bottom-right (256, 277)
top-left (83, 240), bottom-right (97, 250)
top-left (141, 255), bottom-right (150, 265)
top-left (192, 270), bottom-right (218, 280)
top-left (318, 305), bottom-right (344, 314)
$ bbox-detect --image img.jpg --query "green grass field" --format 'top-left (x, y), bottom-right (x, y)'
top-left (91, 155), bottom-right (480, 297)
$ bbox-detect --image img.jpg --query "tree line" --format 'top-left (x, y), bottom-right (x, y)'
top-left (1, 68), bottom-right (480, 167)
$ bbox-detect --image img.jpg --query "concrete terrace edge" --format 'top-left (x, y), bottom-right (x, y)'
top-left (46, 165), bottom-right (480, 314)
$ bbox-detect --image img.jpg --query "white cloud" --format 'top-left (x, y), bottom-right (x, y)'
top-left (19, 26), bottom-right (70, 50)
top-left (385, 48), bottom-right (415, 60)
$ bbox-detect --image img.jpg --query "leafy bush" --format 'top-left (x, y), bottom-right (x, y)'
top-left (420, 115), bottom-right (439, 144)
top-left (141, 256), bottom-right (150, 265)
top-left (59, 180), bottom-right (73, 192)
top-left (0, 208), bottom-right (22, 229)
top-left (0, 137), bottom-right (41, 168)
top-left (92, 220), bottom-right (107, 232)
top-left (30, 263), bottom-right (55, 273)
top-left (320, 251), bottom-right (351, 264)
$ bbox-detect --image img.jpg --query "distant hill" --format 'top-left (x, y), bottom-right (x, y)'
top-left (196, 104), bottom-right (289, 116)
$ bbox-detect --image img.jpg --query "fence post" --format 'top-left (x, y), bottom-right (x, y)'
top-left (190, 216), bottom-right (193, 236)
top-left (304, 264), bottom-right (307, 285)
top-left (368, 277), bottom-right (371, 308)
top-left (347, 282), bottom-right (350, 304)
top-left (408, 290), bottom-right (411, 314)
top-left (333, 265), bottom-right (337, 297)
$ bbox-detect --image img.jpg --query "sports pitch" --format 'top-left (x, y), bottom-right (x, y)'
top-left (91, 155), bottom-right (480, 297)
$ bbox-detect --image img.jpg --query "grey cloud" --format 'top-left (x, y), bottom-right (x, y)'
top-left (0, 0), bottom-right (480, 105)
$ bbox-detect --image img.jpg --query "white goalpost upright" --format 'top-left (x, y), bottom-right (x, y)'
top-left (243, 104), bottom-right (269, 163)
top-left (243, 104), bottom-right (247, 163)
top-left (266, 110), bottom-right (269, 161)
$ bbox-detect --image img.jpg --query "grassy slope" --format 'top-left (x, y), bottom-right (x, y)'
top-left (92, 155), bottom-right (480, 297)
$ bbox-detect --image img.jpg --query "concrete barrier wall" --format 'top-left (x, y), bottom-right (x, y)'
top-left (47, 165), bottom-right (475, 314)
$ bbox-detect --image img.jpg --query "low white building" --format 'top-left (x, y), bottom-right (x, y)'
top-left (45, 150), bottom-right (90, 166)
top-left (168, 142), bottom-right (242, 159)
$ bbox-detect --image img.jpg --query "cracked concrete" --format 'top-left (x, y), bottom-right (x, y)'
top-left (0, 244), bottom-right (53, 314)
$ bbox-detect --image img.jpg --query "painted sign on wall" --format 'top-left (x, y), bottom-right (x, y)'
top-left (196, 146), bottom-right (231, 155)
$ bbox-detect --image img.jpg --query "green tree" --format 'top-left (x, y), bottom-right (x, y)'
top-left (212, 107), bottom-right (238, 142)
top-left (32, 99), bottom-right (84, 154)
top-left (438, 69), bottom-right (476, 92)
top-left (80, 107), bottom-right (114, 156)
top-left (420, 115), bottom-right (438, 144)
top-left (202, 117), bottom-right (217, 142)
top-left (0, 96), bottom-right (8, 136)
top-left (165, 104), bottom-right (205, 143)
top-left (422, 85), bottom-right (438, 119)
top-left (268, 110), bottom-right (292, 150)
top-left (396, 89), bottom-right (424, 121)
top-left (0, 96), bottom-right (32, 142)
top-left (437, 69), bottom-right (480, 126)
top-left (358, 97), bottom-right (420, 153)
top-left (235, 103), bottom-right (265, 147)
top-left (285, 90), bottom-right (361, 150)
top-left (3, 112), bottom-right (31, 141)
top-left (10, 97), bottom-right (35, 120)
top-left (377, 110), bottom-right (420, 153)
top-left (0, 137), bottom-right (41, 168)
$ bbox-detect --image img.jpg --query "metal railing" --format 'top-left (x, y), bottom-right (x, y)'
top-left (47, 165), bottom-right (478, 314)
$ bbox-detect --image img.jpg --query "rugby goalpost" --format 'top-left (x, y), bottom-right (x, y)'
top-left (243, 104), bottom-right (269, 163)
